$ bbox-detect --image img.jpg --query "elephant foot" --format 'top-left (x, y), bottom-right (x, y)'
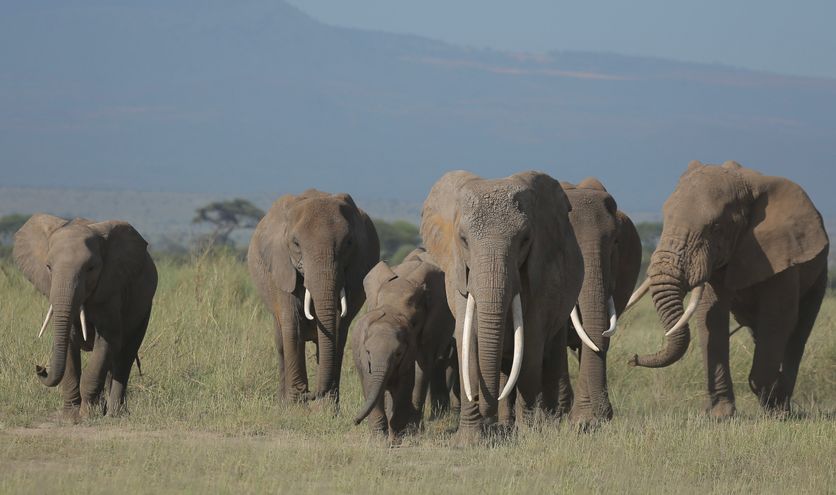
top-left (449, 426), bottom-right (483, 448)
top-left (569, 404), bottom-right (613, 432)
top-left (59, 405), bottom-right (82, 424)
top-left (704, 400), bottom-right (736, 420)
top-left (79, 400), bottom-right (103, 420)
top-left (308, 396), bottom-right (339, 416)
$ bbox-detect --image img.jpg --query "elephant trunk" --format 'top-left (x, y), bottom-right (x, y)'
top-left (308, 266), bottom-right (343, 400)
top-left (354, 360), bottom-right (392, 425)
top-left (629, 272), bottom-right (690, 368)
top-left (36, 279), bottom-right (79, 387)
top-left (575, 261), bottom-right (611, 416)
top-left (472, 263), bottom-right (513, 421)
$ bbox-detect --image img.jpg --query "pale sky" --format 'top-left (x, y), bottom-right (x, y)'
top-left (288, 0), bottom-right (836, 79)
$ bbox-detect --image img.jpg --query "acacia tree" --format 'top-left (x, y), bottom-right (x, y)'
top-left (193, 199), bottom-right (264, 247)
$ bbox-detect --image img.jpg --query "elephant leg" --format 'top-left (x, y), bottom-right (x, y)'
top-left (273, 316), bottom-right (287, 399)
top-left (277, 298), bottom-right (308, 401)
top-left (80, 330), bottom-right (111, 417)
top-left (497, 370), bottom-right (515, 426)
top-left (778, 269), bottom-right (826, 409)
top-left (390, 377), bottom-right (419, 440)
top-left (413, 361), bottom-right (431, 421)
top-left (59, 326), bottom-right (82, 419)
top-left (428, 361), bottom-right (451, 419)
top-left (446, 348), bottom-right (461, 415)
top-left (515, 339), bottom-right (547, 427)
top-left (696, 282), bottom-right (735, 419)
top-left (553, 330), bottom-right (574, 417)
top-left (749, 270), bottom-right (799, 413)
top-left (106, 312), bottom-right (148, 417)
top-left (455, 300), bottom-right (483, 433)
top-left (540, 332), bottom-right (563, 416)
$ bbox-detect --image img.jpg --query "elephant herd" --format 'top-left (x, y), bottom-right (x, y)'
top-left (13, 161), bottom-right (829, 443)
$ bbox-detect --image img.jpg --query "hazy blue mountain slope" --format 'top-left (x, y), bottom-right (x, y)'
top-left (1, 0), bottom-right (834, 213)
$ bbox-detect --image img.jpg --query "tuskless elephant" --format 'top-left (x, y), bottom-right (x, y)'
top-left (248, 190), bottom-right (379, 407)
top-left (561, 178), bottom-right (642, 427)
top-left (351, 248), bottom-right (457, 442)
top-left (627, 161), bottom-right (829, 417)
top-left (14, 214), bottom-right (157, 419)
top-left (421, 171), bottom-right (583, 439)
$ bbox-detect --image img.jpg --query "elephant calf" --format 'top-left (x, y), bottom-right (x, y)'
top-left (352, 248), bottom-right (457, 441)
top-left (14, 214), bottom-right (157, 419)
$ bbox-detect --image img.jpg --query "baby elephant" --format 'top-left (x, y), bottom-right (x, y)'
top-left (14, 214), bottom-right (157, 419)
top-left (352, 248), bottom-right (456, 440)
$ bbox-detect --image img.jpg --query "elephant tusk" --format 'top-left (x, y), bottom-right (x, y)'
top-left (461, 293), bottom-right (476, 402)
top-left (340, 288), bottom-right (348, 318)
top-left (664, 284), bottom-right (705, 337)
top-left (625, 277), bottom-right (651, 312)
top-left (38, 305), bottom-right (53, 338)
top-left (80, 305), bottom-right (89, 342)
top-left (304, 289), bottom-right (314, 320)
top-left (602, 296), bottom-right (618, 338)
top-left (498, 294), bottom-right (524, 401)
top-left (570, 306), bottom-right (600, 353)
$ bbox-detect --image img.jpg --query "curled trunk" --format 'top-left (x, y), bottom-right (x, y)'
top-left (36, 285), bottom-right (76, 387)
top-left (629, 273), bottom-right (690, 368)
top-left (354, 363), bottom-right (391, 425)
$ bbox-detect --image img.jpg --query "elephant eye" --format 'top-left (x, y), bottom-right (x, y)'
top-left (87, 265), bottom-right (96, 272)
top-left (459, 234), bottom-right (468, 248)
top-left (45, 264), bottom-right (51, 273)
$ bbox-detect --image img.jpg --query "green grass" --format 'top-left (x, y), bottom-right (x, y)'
top-left (1, 255), bottom-right (834, 493)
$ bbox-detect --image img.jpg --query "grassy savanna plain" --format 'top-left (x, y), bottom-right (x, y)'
top-left (1, 254), bottom-right (834, 493)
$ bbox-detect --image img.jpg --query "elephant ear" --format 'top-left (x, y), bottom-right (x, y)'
top-left (363, 261), bottom-right (398, 309)
top-left (726, 173), bottom-right (829, 290)
top-left (515, 171), bottom-right (583, 304)
top-left (13, 214), bottom-right (69, 296)
top-left (342, 197), bottom-right (380, 304)
top-left (612, 210), bottom-right (643, 314)
top-left (87, 221), bottom-right (149, 298)
top-left (420, 171), bottom-right (479, 301)
top-left (255, 195), bottom-right (298, 293)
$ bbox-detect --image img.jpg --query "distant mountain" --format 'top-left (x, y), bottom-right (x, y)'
top-left (1, 0), bottom-right (834, 214)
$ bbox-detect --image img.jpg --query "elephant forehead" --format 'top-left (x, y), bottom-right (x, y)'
top-left (458, 185), bottom-right (528, 236)
top-left (49, 225), bottom-right (98, 251)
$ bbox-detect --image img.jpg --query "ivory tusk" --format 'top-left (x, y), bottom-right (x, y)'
top-left (461, 293), bottom-right (476, 402)
top-left (570, 306), bottom-right (601, 353)
top-left (602, 296), bottom-right (618, 338)
top-left (625, 277), bottom-right (651, 312)
top-left (340, 288), bottom-right (348, 318)
top-left (304, 289), bottom-right (314, 320)
top-left (38, 305), bottom-right (53, 338)
top-left (664, 284), bottom-right (705, 337)
top-left (80, 306), bottom-right (89, 341)
top-left (498, 294), bottom-right (524, 401)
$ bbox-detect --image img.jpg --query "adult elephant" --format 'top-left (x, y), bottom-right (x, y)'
top-left (561, 178), bottom-right (642, 427)
top-left (14, 214), bottom-right (157, 418)
top-left (628, 161), bottom-right (828, 417)
top-left (421, 171), bottom-right (583, 437)
top-left (248, 190), bottom-right (379, 406)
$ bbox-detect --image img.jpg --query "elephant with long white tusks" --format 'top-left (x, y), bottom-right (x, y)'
top-left (625, 161), bottom-right (829, 418)
top-left (421, 171), bottom-right (583, 441)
